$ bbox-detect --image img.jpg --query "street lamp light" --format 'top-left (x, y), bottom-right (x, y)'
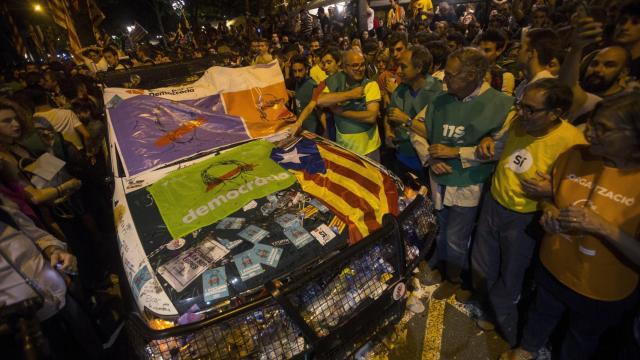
top-left (33, 4), bottom-right (42, 12)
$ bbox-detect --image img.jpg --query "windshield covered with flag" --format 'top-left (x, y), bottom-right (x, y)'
top-left (107, 63), bottom-right (405, 324)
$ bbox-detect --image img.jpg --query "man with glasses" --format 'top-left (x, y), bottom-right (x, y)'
top-left (470, 79), bottom-right (587, 346)
top-left (317, 50), bottom-right (382, 161)
top-left (412, 48), bottom-right (515, 301)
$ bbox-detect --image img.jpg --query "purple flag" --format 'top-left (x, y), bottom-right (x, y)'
top-left (108, 94), bottom-right (250, 176)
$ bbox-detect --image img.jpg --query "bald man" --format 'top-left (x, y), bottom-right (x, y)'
top-left (581, 46), bottom-right (631, 97)
top-left (560, 15), bottom-right (635, 124)
top-left (317, 50), bottom-right (383, 161)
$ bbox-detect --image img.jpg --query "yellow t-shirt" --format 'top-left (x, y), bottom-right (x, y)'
top-left (414, 0), bottom-right (433, 13)
top-left (540, 145), bottom-right (640, 301)
top-left (321, 78), bottom-right (382, 104)
top-left (491, 120), bottom-right (587, 213)
top-left (310, 65), bottom-right (328, 84)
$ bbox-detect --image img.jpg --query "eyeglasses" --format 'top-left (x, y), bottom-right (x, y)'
top-left (346, 62), bottom-right (365, 70)
top-left (515, 101), bottom-right (549, 116)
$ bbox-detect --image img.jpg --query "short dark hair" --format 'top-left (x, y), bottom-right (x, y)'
top-left (291, 54), bottom-right (309, 68)
top-left (387, 31), bottom-right (408, 48)
top-left (363, 39), bottom-right (379, 54)
top-left (533, 5), bottom-right (550, 15)
top-left (526, 28), bottom-right (560, 66)
top-left (425, 40), bottom-right (449, 68)
top-left (320, 46), bottom-right (342, 64)
top-left (448, 47), bottom-right (489, 81)
top-left (29, 89), bottom-right (50, 107)
top-left (446, 32), bottom-right (465, 46)
top-left (525, 78), bottom-right (573, 114)
top-left (414, 31), bottom-right (442, 47)
top-left (618, 0), bottom-right (640, 18)
top-left (408, 45), bottom-right (433, 76)
top-left (477, 29), bottom-right (508, 51)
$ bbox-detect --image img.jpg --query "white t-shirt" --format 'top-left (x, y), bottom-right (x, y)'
top-left (367, 7), bottom-right (375, 30)
top-left (34, 109), bottom-right (84, 150)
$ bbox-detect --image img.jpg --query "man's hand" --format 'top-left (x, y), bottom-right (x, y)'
top-left (49, 247), bottom-right (77, 273)
top-left (571, 15), bottom-right (603, 50)
top-left (429, 159), bottom-right (453, 175)
top-left (287, 90), bottom-right (296, 98)
top-left (476, 137), bottom-right (495, 159)
top-left (348, 86), bottom-right (364, 100)
top-left (520, 171), bottom-right (552, 198)
top-left (387, 108), bottom-right (411, 124)
top-left (429, 144), bottom-right (459, 159)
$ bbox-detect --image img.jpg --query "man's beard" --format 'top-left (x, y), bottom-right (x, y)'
top-left (581, 72), bottom-right (620, 94)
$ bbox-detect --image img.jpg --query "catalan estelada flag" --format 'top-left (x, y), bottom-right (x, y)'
top-left (271, 134), bottom-right (399, 244)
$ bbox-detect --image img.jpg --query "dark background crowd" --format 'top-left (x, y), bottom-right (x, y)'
top-left (1, 0), bottom-right (639, 359)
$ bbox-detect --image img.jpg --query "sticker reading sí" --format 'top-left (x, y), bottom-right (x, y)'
top-left (148, 141), bottom-right (296, 238)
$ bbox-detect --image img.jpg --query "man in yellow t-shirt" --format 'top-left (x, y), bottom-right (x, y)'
top-left (317, 50), bottom-right (382, 160)
top-left (469, 79), bottom-right (587, 346)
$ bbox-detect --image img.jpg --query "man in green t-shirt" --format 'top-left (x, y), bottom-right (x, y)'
top-left (290, 55), bottom-right (320, 134)
top-left (317, 50), bottom-right (382, 161)
top-left (386, 45), bottom-right (442, 183)
top-left (413, 48), bottom-right (516, 301)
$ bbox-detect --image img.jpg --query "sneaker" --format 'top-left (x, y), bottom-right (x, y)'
top-left (475, 318), bottom-right (496, 331)
top-left (432, 280), bottom-right (460, 300)
top-left (423, 268), bottom-right (443, 286)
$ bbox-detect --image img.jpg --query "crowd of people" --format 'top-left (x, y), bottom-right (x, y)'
top-left (1, 0), bottom-right (639, 358)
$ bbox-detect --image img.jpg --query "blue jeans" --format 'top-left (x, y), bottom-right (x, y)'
top-left (470, 193), bottom-right (541, 346)
top-left (433, 204), bottom-right (479, 283)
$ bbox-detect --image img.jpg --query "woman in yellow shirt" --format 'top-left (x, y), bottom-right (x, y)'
top-left (502, 92), bottom-right (640, 360)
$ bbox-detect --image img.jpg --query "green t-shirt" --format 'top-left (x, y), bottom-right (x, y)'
top-left (426, 87), bottom-right (514, 187)
top-left (389, 76), bottom-right (443, 157)
top-left (324, 72), bottom-right (381, 134)
top-left (294, 77), bottom-right (319, 133)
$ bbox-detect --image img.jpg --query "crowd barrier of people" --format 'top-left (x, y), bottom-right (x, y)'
top-left (0, 0), bottom-right (639, 359)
